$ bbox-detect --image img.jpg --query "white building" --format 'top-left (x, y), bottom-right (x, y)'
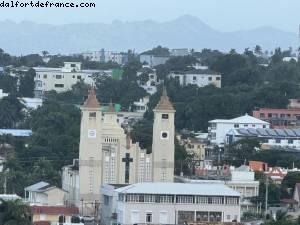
top-left (62, 160), bottom-right (80, 206)
top-left (139, 55), bottom-right (169, 67)
top-left (170, 48), bottom-right (190, 56)
top-left (82, 50), bottom-right (127, 64)
top-left (208, 114), bottom-right (270, 147)
top-left (0, 89), bottom-right (8, 99)
top-left (137, 68), bottom-right (160, 95)
top-left (34, 62), bottom-right (106, 97)
top-left (226, 127), bottom-right (300, 151)
top-left (24, 181), bottom-right (67, 206)
top-left (20, 97), bottom-right (43, 110)
top-left (101, 182), bottom-right (241, 225)
top-left (169, 69), bottom-right (222, 88)
top-left (132, 96), bottom-right (149, 113)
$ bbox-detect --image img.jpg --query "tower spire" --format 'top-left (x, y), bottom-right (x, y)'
top-left (154, 86), bottom-right (174, 111)
top-left (83, 87), bottom-right (100, 108)
top-left (107, 98), bottom-right (115, 113)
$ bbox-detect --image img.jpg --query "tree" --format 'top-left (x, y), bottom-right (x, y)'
top-left (141, 46), bottom-right (170, 56)
top-left (254, 45), bottom-right (262, 55)
top-left (0, 75), bottom-right (17, 94)
top-left (0, 96), bottom-right (25, 128)
top-left (0, 199), bottom-right (31, 225)
top-left (226, 138), bottom-right (260, 166)
top-left (281, 172), bottom-right (300, 198)
top-left (18, 68), bottom-right (35, 97)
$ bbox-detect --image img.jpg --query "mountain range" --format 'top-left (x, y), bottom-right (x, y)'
top-left (0, 15), bottom-right (298, 55)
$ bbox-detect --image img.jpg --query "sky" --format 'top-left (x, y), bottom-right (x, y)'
top-left (0, 0), bottom-right (299, 32)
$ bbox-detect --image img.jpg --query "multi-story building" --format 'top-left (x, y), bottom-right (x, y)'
top-left (226, 127), bottom-right (300, 151)
top-left (208, 114), bottom-right (269, 147)
top-left (170, 48), bottom-right (190, 56)
top-left (34, 62), bottom-right (108, 97)
top-left (82, 49), bottom-right (128, 64)
top-left (137, 68), bottom-right (161, 95)
top-left (101, 182), bottom-right (241, 225)
top-left (139, 54), bottom-right (169, 67)
top-left (185, 137), bottom-right (209, 160)
top-left (252, 108), bottom-right (300, 128)
top-left (169, 69), bottom-right (221, 88)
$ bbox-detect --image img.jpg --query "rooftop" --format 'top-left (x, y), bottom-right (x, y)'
top-left (172, 69), bottom-right (220, 75)
top-left (230, 127), bottom-right (300, 138)
top-left (82, 88), bottom-right (100, 108)
top-left (209, 114), bottom-right (269, 125)
top-left (154, 87), bottom-right (175, 111)
top-left (25, 181), bottom-right (50, 192)
top-left (115, 182), bottom-right (240, 197)
top-left (0, 129), bottom-right (32, 137)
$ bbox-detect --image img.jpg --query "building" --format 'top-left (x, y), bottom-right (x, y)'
top-left (82, 49), bottom-right (128, 64)
top-left (0, 89), bottom-right (8, 99)
top-left (132, 96), bottom-right (149, 114)
top-left (265, 167), bottom-right (287, 184)
top-left (33, 62), bottom-right (105, 97)
top-left (185, 137), bottom-right (208, 160)
top-left (252, 108), bottom-right (300, 128)
top-left (31, 205), bottom-right (79, 225)
top-left (62, 160), bottom-right (80, 206)
top-left (137, 68), bottom-right (160, 95)
top-left (170, 48), bottom-right (190, 56)
top-left (288, 99), bottom-right (300, 109)
top-left (249, 161), bottom-right (268, 172)
top-left (78, 88), bottom-right (175, 215)
top-left (293, 183), bottom-right (300, 207)
top-left (226, 127), bottom-right (300, 151)
top-left (169, 69), bottom-right (221, 88)
top-left (24, 181), bottom-right (67, 206)
top-left (101, 182), bottom-right (241, 225)
top-left (139, 54), bottom-right (169, 67)
top-left (20, 97), bottom-right (43, 110)
top-left (208, 114), bottom-right (269, 147)
top-left (0, 129), bottom-right (32, 137)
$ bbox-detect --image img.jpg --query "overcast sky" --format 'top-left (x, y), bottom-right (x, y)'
top-left (0, 0), bottom-right (299, 32)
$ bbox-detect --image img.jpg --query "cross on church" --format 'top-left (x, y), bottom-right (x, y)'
top-left (122, 153), bottom-right (133, 183)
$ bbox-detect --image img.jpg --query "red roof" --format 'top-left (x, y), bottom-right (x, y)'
top-left (33, 221), bottom-right (50, 225)
top-left (31, 206), bottom-right (79, 215)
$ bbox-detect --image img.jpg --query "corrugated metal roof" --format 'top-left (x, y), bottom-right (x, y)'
top-left (0, 129), bottom-right (32, 137)
top-left (115, 182), bottom-right (240, 197)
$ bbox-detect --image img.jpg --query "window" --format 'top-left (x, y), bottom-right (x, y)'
top-left (216, 77), bottom-right (221, 81)
top-left (268, 113), bottom-right (272, 118)
top-left (56, 75), bottom-right (62, 79)
top-left (275, 139), bottom-right (281, 144)
top-left (244, 124), bottom-right (248, 127)
top-left (208, 77), bottom-right (212, 81)
top-left (288, 139), bottom-right (293, 144)
top-left (54, 84), bottom-right (64, 88)
top-left (162, 114), bottom-right (169, 119)
top-left (263, 125), bottom-right (266, 128)
top-left (104, 195), bottom-right (109, 205)
top-left (146, 213), bottom-right (152, 223)
top-left (72, 75), bottom-right (75, 78)
top-left (43, 74), bottom-right (47, 79)
top-left (227, 215), bottom-right (231, 220)
top-left (77, 75), bottom-right (81, 79)
top-left (193, 76), bottom-right (197, 81)
top-left (234, 124), bottom-right (239, 128)
top-left (260, 113), bottom-right (265, 118)
top-left (89, 112), bottom-right (96, 118)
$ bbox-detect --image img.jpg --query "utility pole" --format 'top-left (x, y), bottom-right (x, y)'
top-left (265, 176), bottom-right (269, 219)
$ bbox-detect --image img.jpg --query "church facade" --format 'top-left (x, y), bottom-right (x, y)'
top-left (78, 88), bottom-right (175, 214)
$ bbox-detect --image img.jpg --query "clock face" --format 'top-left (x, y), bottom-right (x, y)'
top-left (88, 129), bottom-right (97, 138)
top-left (161, 131), bottom-right (169, 139)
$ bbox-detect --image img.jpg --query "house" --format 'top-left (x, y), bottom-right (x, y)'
top-left (33, 62), bottom-right (110, 97)
top-left (31, 205), bottom-right (79, 225)
top-left (249, 161), bottom-right (268, 172)
top-left (139, 54), bottom-right (169, 67)
top-left (132, 96), bottom-right (149, 113)
top-left (137, 67), bottom-right (160, 95)
top-left (252, 108), bottom-right (300, 128)
top-left (226, 127), bottom-right (300, 151)
top-left (185, 137), bottom-right (209, 160)
top-left (62, 160), bottom-right (79, 206)
top-left (24, 181), bottom-right (67, 206)
top-left (20, 97), bottom-right (43, 110)
top-left (169, 69), bottom-right (221, 88)
top-left (288, 99), bottom-right (300, 109)
top-left (101, 182), bottom-right (241, 225)
top-left (208, 114), bottom-right (269, 147)
top-left (82, 49), bottom-right (128, 64)
top-left (0, 89), bottom-right (8, 99)
top-left (265, 167), bottom-right (287, 184)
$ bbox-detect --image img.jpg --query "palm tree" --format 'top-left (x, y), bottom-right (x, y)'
top-left (0, 198), bottom-right (31, 225)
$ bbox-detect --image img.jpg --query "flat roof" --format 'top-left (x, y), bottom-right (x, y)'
top-left (0, 129), bottom-right (32, 137)
top-left (115, 182), bottom-right (240, 197)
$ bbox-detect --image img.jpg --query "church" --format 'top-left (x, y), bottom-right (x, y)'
top-left (78, 87), bottom-right (176, 214)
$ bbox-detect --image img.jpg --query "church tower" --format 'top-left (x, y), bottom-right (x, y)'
top-left (79, 89), bottom-right (102, 213)
top-left (152, 87), bottom-right (175, 182)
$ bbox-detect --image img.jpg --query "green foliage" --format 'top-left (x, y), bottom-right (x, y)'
top-left (0, 198), bottom-right (32, 225)
top-left (0, 75), bottom-right (17, 94)
top-left (281, 172), bottom-right (300, 198)
top-left (18, 68), bottom-right (35, 97)
top-left (0, 96), bottom-right (25, 128)
top-left (141, 45), bottom-right (170, 56)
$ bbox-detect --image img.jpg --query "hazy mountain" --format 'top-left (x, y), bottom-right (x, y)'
top-left (0, 15), bottom-right (297, 55)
